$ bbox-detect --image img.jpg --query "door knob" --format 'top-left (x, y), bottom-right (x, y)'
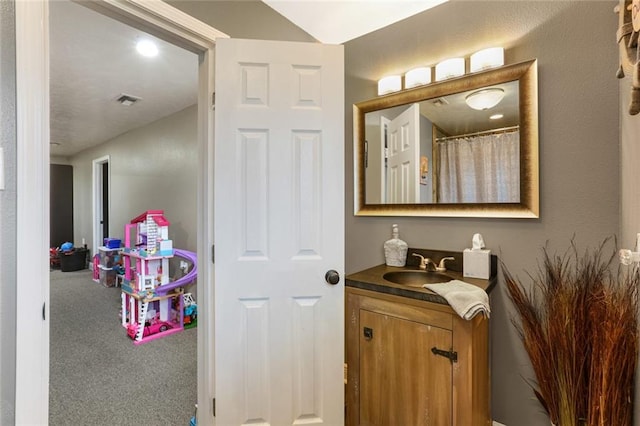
top-left (325, 270), bottom-right (340, 285)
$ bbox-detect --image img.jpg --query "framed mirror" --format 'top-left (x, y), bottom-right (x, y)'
top-left (354, 59), bottom-right (539, 218)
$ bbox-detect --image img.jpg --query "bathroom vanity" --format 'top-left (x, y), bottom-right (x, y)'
top-left (345, 249), bottom-right (496, 426)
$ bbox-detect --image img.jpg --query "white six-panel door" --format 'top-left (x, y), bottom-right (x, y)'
top-left (215, 38), bottom-right (344, 425)
top-left (386, 103), bottom-right (420, 203)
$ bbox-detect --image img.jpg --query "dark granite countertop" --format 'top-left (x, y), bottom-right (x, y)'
top-left (346, 262), bottom-right (497, 305)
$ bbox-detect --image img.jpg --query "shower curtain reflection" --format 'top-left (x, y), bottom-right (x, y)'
top-left (437, 130), bottom-right (520, 203)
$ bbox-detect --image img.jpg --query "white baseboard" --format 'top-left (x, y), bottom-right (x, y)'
top-left (493, 421), bottom-right (507, 426)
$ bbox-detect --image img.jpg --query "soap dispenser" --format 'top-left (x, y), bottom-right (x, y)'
top-left (384, 224), bottom-right (408, 267)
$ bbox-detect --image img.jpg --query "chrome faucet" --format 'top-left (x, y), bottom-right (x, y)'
top-left (412, 253), bottom-right (437, 271)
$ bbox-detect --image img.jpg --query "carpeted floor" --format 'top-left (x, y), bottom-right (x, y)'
top-left (49, 269), bottom-right (197, 426)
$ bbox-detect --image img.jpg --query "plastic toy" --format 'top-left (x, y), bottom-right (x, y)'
top-left (50, 247), bottom-right (60, 269)
top-left (190, 404), bottom-right (197, 426)
top-left (183, 293), bottom-right (198, 329)
top-left (119, 210), bottom-right (197, 345)
top-left (126, 320), bottom-right (173, 339)
top-left (92, 254), bottom-right (100, 281)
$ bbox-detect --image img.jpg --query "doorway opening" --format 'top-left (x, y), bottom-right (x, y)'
top-left (46, 1), bottom-right (208, 424)
top-left (17, 0), bottom-right (221, 423)
top-left (50, 163), bottom-right (74, 248)
top-left (92, 155), bottom-right (110, 256)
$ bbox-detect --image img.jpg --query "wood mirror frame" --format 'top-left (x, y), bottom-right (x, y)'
top-left (353, 59), bottom-right (539, 218)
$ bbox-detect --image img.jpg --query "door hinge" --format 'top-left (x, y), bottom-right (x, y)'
top-left (211, 92), bottom-right (216, 109)
top-left (42, 302), bottom-right (46, 321)
top-left (213, 398), bottom-right (216, 416)
top-left (211, 244), bottom-right (215, 264)
top-left (431, 347), bottom-right (458, 363)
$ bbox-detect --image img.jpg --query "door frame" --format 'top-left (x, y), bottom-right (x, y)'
top-left (92, 155), bottom-right (110, 256)
top-left (15, 1), bottom-right (228, 424)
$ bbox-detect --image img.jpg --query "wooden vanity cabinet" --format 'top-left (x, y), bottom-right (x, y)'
top-left (345, 286), bottom-right (490, 426)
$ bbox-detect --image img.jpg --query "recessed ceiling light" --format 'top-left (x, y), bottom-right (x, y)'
top-left (136, 39), bottom-right (158, 57)
top-left (490, 113), bottom-right (504, 120)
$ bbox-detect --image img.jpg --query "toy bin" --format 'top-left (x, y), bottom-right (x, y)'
top-left (98, 266), bottom-right (117, 287)
top-left (98, 247), bottom-right (120, 268)
top-left (60, 248), bottom-right (88, 272)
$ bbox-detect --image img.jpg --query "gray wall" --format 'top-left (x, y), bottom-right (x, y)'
top-left (345, 2), bottom-right (619, 425)
top-left (0, 0), bottom-right (16, 423)
top-left (51, 156), bottom-right (71, 165)
top-left (70, 105), bottom-right (198, 258)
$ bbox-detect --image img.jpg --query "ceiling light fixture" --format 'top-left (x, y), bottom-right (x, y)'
top-left (470, 47), bottom-right (504, 73)
top-left (465, 88), bottom-right (505, 110)
top-left (377, 75), bottom-right (402, 95)
top-left (136, 39), bottom-right (158, 57)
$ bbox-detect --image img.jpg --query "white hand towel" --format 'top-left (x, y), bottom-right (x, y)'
top-left (424, 280), bottom-right (490, 320)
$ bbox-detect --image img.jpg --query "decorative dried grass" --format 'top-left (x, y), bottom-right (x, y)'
top-left (503, 238), bottom-right (639, 426)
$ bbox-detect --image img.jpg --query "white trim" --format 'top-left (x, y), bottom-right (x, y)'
top-left (92, 155), bottom-right (110, 256)
top-left (15, 1), bottom-right (226, 424)
top-left (15, 0), bottom-right (50, 424)
top-left (77, 0), bottom-right (228, 52)
top-left (196, 46), bottom-right (216, 426)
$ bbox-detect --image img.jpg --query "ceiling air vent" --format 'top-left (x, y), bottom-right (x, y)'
top-left (115, 93), bottom-right (142, 106)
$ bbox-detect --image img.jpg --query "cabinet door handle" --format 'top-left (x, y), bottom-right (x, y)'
top-left (363, 327), bottom-right (373, 341)
top-left (431, 347), bottom-right (458, 363)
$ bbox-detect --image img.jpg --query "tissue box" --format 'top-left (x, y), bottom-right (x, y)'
top-left (463, 249), bottom-right (491, 279)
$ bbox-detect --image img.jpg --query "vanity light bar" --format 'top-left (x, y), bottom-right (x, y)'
top-left (376, 46), bottom-right (504, 95)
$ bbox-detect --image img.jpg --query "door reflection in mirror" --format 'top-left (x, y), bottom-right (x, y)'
top-left (365, 103), bottom-right (435, 204)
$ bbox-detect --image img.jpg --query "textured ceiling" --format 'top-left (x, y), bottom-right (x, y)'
top-left (49, 0), bottom-right (198, 158)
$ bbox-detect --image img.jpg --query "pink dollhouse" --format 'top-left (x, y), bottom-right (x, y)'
top-left (120, 210), bottom-right (184, 344)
